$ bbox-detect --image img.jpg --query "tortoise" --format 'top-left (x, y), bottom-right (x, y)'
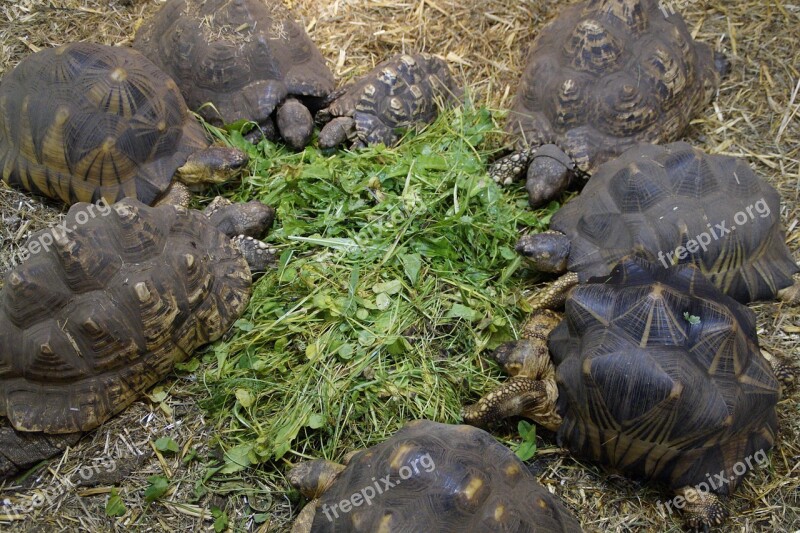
top-left (516, 142), bottom-right (800, 309)
top-left (133, 0), bottom-right (335, 151)
top-left (0, 42), bottom-right (248, 207)
top-left (491, 0), bottom-right (728, 207)
top-left (463, 257), bottom-right (786, 528)
top-left (0, 197), bottom-right (273, 478)
top-left (288, 419), bottom-right (582, 532)
top-left (316, 53), bottom-right (461, 151)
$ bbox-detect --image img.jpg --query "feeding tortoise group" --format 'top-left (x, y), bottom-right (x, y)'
top-left (0, 0), bottom-right (798, 530)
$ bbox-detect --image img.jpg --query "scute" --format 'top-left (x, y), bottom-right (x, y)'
top-left (550, 258), bottom-right (779, 492)
top-left (0, 199), bottom-right (251, 433)
top-left (309, 420), bottom-right (581, 532)
top-left (0, 42), bottom-right (210, 205)
top-left (551, 142), bottom-right (800, 302)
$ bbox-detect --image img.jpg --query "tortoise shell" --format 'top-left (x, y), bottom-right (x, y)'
top-left (549, 257), bottom-right (779, 493)
top-left (550, 141), bottom-right (799, 303)
top-left (133, 0), bottom-right (334, 125)
top-left (0, 42), bottom-right (211, 205)
top-left (317, 53), bottom-right (460, 147)
top-left (0, 198), bottom-right (251, 433)
top-left (307, 420), bottom-right (581, 532)
top-left (507, 0), bottom-right (720, 172)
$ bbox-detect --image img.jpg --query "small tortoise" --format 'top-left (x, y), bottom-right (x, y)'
top-left (134, 0), bottom-right (335, 150)
top-left (491, 0), bottom-right (727, 207)
top-left (316, 53), bottom-right (460, 150)
top-left (516, 142), bottom-right (800, 308)
top-left (288, 419), bottom-right (582, 532)
top-left (0, 198), bottom-right (272, 477)
top-left (463, 258), bottom-right (784, 528)
top-left (0, 42), bottom-right (248, 207)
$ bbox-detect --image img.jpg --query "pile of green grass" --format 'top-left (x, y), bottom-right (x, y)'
top-left (192, 106), bottom-right (558, 473)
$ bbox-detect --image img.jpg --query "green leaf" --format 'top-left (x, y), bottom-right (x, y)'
top-left (211, 507), bottom-right (229, 532)
top-left (683, 312), bottom-right (701, 325)
top-left (234, 319), bottom-right (254, 332)
top-left (446, 303), bottom-right (481, 322)
top-left (338, 343), bottom-right (355, 359)
top-left (518, 420), bottom-right (535, 439)
top-left (235, 388), bottom-right (255, 408)
top-left (105, 488), bottom-right (126, 517)
top-left (174, 358), bottom-right (200, 372)
top-left (375, 292), bottom-right (391, 310)
top-left (399, 253), bottom-right (422, 284)
top-left (148, 388), bottom-right (168, 403)
top-left (144, 475), bottom-right (170, 502)
top-left (307, 413), bottom-right (325, 429)
top-left (372, 279), bottom-right (403, 295)
top-left (154, 437), bottom-right (179, 454)
top-left (219, 444), bottom-right (253, 474)
top-left (515, 439), bottom-right (537, 461)
top-left (515, 421), bottom-right (537, 461)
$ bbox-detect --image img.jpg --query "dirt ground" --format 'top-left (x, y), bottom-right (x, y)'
top-left (1, 0), bottom-right (799, 532)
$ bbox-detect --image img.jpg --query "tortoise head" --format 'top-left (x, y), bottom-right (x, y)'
top-left (516, 231), bottom-right (571, 273)
top-left (176, 146), bottom-right (249, 187)
top-left (288, 459), bottom-right (346, 499)
top-left (525, 144), bottom-right (575, 207)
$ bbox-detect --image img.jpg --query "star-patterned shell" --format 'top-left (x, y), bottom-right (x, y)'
top-left (0, 43), bottom-right (210, 205)
top-left (133, 0), bottom-right (334, 125)
top-left (306, 420), bottom-right (581, 532)
top-left (549, 142), bottom-right (799, 303)
top-left (549, 257), bottom-right (779, 493)
top-left (317, 53), bottom-right (460, 147)
top-left (507, 0), bottom-right (720, 172)
top-left (0, 199), bottom-right (251, 433)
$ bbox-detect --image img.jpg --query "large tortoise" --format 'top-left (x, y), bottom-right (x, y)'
top-left (288, 419), bottom-right (582, 532)
top-left (463, 257), bottom-right (784, 528)
top-left (316, 53), bottom-right (461, 150)
top-left (134, 0), bottom-right (335, 151)
top-left (0, 42), bottom-right (247, 207)
top-left (491, 0), bottom-right (727, 207)
top-left (516, 142), bottom-right (800, 308)
top-left (0, 198), bottom-right (270, 477)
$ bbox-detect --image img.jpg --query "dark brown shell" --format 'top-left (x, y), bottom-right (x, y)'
top-left (507, 0), bottom-right (720, 172)
top-left (549, 258), bottom-right (779, 493)
top-left (551, 142), bottom-right (799, 303)
top-left (308, 420), bottom-right (581, 532)
top-left (133, 0), bottom-right (334, 125)
top-left (0, 43), bottom-right (210, 205)
top-left (0, 198), bottom-right (250, 433)
top-left (318, 53), bottom-right (460, 146)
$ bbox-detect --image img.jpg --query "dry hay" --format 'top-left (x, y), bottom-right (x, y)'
top-left (1, 0), bottom-right (799, 532)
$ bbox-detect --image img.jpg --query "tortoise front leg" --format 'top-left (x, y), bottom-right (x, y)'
top-left (528, 271), bottom-right (580, 311)
top-left (463, 312), bottom-right (562, 430)
top-left (461, 375), bottom-right (562, 431)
